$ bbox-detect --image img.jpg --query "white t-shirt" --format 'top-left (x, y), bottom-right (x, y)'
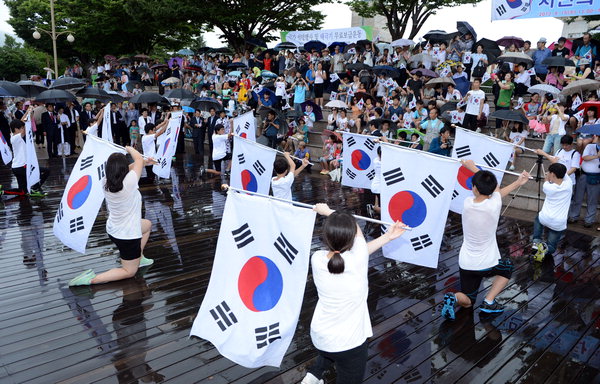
top-left (539, 177), bottom-right (573, 231)
top-left (581, 143), bottom-right (600, 174)
top-left (509, 130), bottom-right (528, 144)
top-left (371, 157), bottom-right (381, 194)
top-left (271, 172), bottom-right (294, 201)
top-left (142, 134), bottom-right (156, 158)
top-left (11, 134), bottom-right (26, 168)
top-left (212, 134), bottom-right (228, 161)
top-left (105, 171), bottom-right (142, 239)
top-left (549, 114), bottom-right (567, 135)
top-left (465, 90), bottom-right (485, 116)
top-left (555, 148), bottom-right (580, 185)
top-left (87, 123), bottom-right (99, 137)
top-left (310, 235), bottom-right (372, 352)
top-left (459, 191), bottom-right (502, 270)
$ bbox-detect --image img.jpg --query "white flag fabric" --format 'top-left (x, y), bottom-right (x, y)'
top-left (450, 128), bottom-right (513, 214)
top-left (152, 111), bottom-right (183, 179)
top-left (381, 144), bottom-right (460, 268)
top-left (53, 135), bottom-right (125, 254)
top-left (572, 95), bottom-right (582, 110)
top-left (231, 136), bottom-right (276, 195)
top-left (25, 117), bottom-right (40, 192)
top-left (190, 190), bottom-right (316, 368)
top-left (232, 111), bottom-right (256, 142)
top-left (0, 130), bottom-right (12, 165)
top-left (341, 133), bottom-right (379, 189)
top-left (101, 102), bottom-right (113, 143)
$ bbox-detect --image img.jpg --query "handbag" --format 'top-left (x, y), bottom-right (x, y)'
top-left (472, 62), bottom-right (486, 78)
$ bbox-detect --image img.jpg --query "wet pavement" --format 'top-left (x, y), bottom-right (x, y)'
top-left (0, 155), bottom-right (599, 384)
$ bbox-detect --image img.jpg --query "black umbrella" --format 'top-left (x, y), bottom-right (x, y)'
top-left (118, 57), bottom-right (132, 64)
top-left (346, 63), bottom-right (371, 72)
top-left (164, 88), bottom-right (196, 100)
top-left (257, 49), bottom-right (277, 60)
top-left (489, 109), bottom-right (529, 125)
top-left (151, 63), bottom-right (169, 70)
top-left (35, 89), bottom-right (77, 103)
top-left (16, 80), bottom-right (47, 98)
top-left (246, 37), bottom-right (267, 48)
top-left (475, 38), bottom-right (502, 64)
top-left (129, 92), bottom-right (169, 104)
top-left (108, 93), bottom-right (126, 103)
top-left (209, 47), bottom-right (233, 54)
top-left (304, 40), bottom-right (326, 52)
top-left (439, 101), bottom-right (458, 114)
top-left (457, 21), bottom-right (477, 41)
top-left (372, 65), bottom-right (400, 77)
top-left (542, 56), bottom-right (576, 67)
top-left (190, 97), bottom-right (222, 112)
top-left (125, 80), bottom-right (145, 92)
top-left (197, 47), bottom-right (212, 53)
top-left (227, 62), bottom-right (248, 69)
top-left (423, 30), bottom-right (451, 43)
top-left (0, 81), bottom-right (27, 97)
top-left (136, 67), bottom-right (152, 74)
top-left (274, 42), bottom-right (297, 51)
top-left (50, 77), bottom-right (86, 90)
top-left (75, 87), bottom-right (112, 101)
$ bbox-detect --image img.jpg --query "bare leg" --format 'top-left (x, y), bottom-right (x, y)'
top-left (141, 219), bottom-right (151, 253)
top-left (454, 292), bottom-right (473, 308)
top-left (484, 276), bottom-right (509, 303)
top-left (91, 258), bottom-right (140, 284)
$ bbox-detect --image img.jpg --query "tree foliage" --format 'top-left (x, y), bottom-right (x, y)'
top-left (349, 0), bottom-right (481, 40)
top-left (0, 35), bottom-right (47, 81)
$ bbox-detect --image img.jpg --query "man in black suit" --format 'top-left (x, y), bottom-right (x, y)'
top-left (205, 107), bottom-right (219, 168)
top-left (109, 103), bottom-right (122, 144)
top-left (41, 104), bottom-right (59, 158)
top-left (65, 101), bottom-right (79, 150)
top-left (191, 110), bottom-right (205, 159)
top-left (149, 104), bottom-right (161, 124)
top-left (79, 102), bottom-right (95, 143)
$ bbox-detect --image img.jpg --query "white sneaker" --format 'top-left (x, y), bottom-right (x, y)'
top-left (139, 255), bottom-right (154, 267)
top-left (300, 372), bottom-right (324, 384)
top-left (509, 164), bottom-right (515, 171)
top-left (476, 128), bottom-right (481, 133)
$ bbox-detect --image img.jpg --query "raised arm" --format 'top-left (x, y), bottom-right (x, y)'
top-left (127, 145), bottom-right (145, 179)
top-left (283, 152), bottom-right (296, 175)
top-left (499, 171), bottom-right (530, 198)
top-left (294, 158), bottom-right (309, 176)
top-left (535, 148), bottom-right (558, 163)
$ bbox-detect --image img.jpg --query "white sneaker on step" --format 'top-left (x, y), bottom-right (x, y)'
top-left (300, 372), bottom-right (324, 384)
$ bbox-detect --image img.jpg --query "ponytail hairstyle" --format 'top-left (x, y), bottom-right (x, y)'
top-left (104, 153), bottom-right (130, 193)
top-left (322, 211), bottom-right (357, 274)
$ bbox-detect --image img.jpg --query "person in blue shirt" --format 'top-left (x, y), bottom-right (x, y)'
top-left (259, 91), bottom-right (275, 108)
top-left (532, 38), bottom-right (552, 81)
top-left (429, 127), bottom-right (452, 156)
top-left (574, 33), bottom-right (598, 64)
top-left (289, 72), bottom-right (308, 116)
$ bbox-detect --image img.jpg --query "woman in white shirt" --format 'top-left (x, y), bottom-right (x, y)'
top-left (69, 146), bottom-right (154, 286)
top-left (302, 204), bottom-right (405, 384)
top-left (314, 62), bottom-right (327, 108)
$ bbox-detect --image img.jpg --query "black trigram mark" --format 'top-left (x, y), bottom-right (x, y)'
top-left (80, 155), bottom-right (94, 171)
top-left (411, 235), bottom-right (433, 251)
top-left (210, 301), bottom-right (238, 331)
top-left (483, 152), bottom-right (499, 168)
top-left (364, 138), bottom-right (375, 150)
top-left (253, 160), bottom-right (266, 176)
top-left (29, 165), bottom-right (36, 176)
top-left (236, 121), bottom-right (250, 135)
top-left (421, 175), bottom-right (444, 198)
top-left (231, 223), bottom-right (254, 248)
top-left (160, 158), bottom-right (167, 168)
top-left (366, 169), bottom-right (376, 180)
top-left (452, 190), bottom-right (459, 200)
top-left (274, 233), bottom-right (298, 265)
top-left (97, 162), bottom-right (106, 180)
top-left (495, 4), bottom-right (506, 15)
top-left (346, 136), bottom-right (356, 147)
top-left (69, 216), bottom-right (85, 233)
top-left (57, 202), bottom-right (64, 223)
top-left (237, 153), bottom-right (246, 164)
top-left (455, 145), bottom-right (471, 158)
top-left (405, 369), bottom-right (423, 383)
top-left (346, 168), bottom-right (357, 180)
top-left (255, 322), bottom-right (281, 349)
top-left (383, 167), bottom-right (404, 186)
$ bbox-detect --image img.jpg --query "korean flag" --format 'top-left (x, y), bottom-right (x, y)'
top-left (342, 133), bottom-right (379, 189)
top-left (190, 190), bottom-right (316, 368)
top-left (450, 128), bottom-right (513, 214)
top-left (101, 102), bottom-right (113, 143)
top-left (233, 111), bottom-right (256, 142)
top-left (491, 0), bottom-right (531, 20)
top-left (53, 135), bottom-right (125, 254)
top-left (25, 118), bottom-right (40, 192)
top-left (231, 136), bottom-right (276, 195)
top-left (0, 129), bottom-right (12, 165)
top-left (153, 111), bottom-right (183, 179)
top-left (381, 144), bottom-right (459, 268)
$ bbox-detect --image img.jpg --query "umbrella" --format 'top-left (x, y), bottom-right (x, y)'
top-left (0, 81), bottom-right (27, 97)
top-left (151, 63), bottom-right (169, 70)
top-left (104, 55), bottom-right (116, 61)
top-left (275, 42), bottom-right (297, 51)
top-left (75, 87), bottom-right (112, 101)
top-left (35, 89), bottom-right (76, 103)
top-left (177, 48), bottom-right (194, 56)
top-left (125, 80), bottom-right (145, 92)
top-left (542, 56), bottom-right (576, 67)
top-left (136, 67), bottom-right (153, 74)
top-left (165, 88), bottom-right (196, 100)
top-left (561, 79), bottom-right (600, 96)
top-left (182, 106), bottom-right (195, 113)
top-left (328, 42), bottom-right (347, 51)
top-left (411, 68), bottom-right (438, 78)
top-left (423, 30), bottom-right (451, 42)
top-left (373, 65), bottom-right (399, 77)
top-left (301, 100), bottom-right (323, 121)
top-left (228, 71), bottom-right (242, 77)
top-left (496, 52), bottom-right (533, 65)
top-left (457, 21), bottom-right (477, 41)
top-left (134, 54), bottom-right (151, 60)
top-left (527, 84), bottom-right (560, 96)
top-left (50, 77), bottom-right (86, 90)
top-left (257, 49), bottom-right (277, 60)
top-left (356, 39), bottom-right (373, 48)
top-left (325, 100), bottom-right (349, 109)
top-left (161, 77), bottom-right (181, 85)
top-left (409, 53), bottom-right (430, 64)
top-left (227, 62), bottom-right (248, 69)
top-left (578, 101), bottom-right (600, 115)
top-left (107, 92), bottom-right (126, 103)
top-left (128, 92), bottom-right (169, 104)
top-left (496, 36), bottom-right (524, 48)
top-left (489, 109), bottom-right (529, 125)
top-left (577, 124), bottom-right (600, 136)
top-left (197, 47), bottom-right (212, 53)
top-left (439, 101), bottom-right (459, 114)
top-left (209, 47), bottom-right (234, 54)
top-left (43, 67), bottom-right (55, 74)
top-left (190, 97), bottom-right (221, 112)
top-left (391, 38), bottom-right (415, 47)
top-left (346, 63), bottom-right (371, 71)
top-left (168, 57), bottom-right (183, 68)
top-left (376, 43), bottom-right (392, 52)
top-left (344, 43), bottom-right (362, 55)
top-left (16, 80), bottom-right (47, 98)
top-left (304, 40), bottom-right (326, 52)
top-left (425, 77), bottom-right (455, 87)
top-left (0, 88), bottom-right (12, 98)
top-left (246, 38), bottom-right (267, 48)
top-left (260, 70), bottom-right (277, 79)
top-left (184, 64), bottom-right (203, 72)
top-left (118, 57), bottom-right (132, 64)
top-left (475, 38), bottom-right (502, 64)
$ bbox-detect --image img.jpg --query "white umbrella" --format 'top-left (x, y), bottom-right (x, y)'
top-left (391, 39), bottom-right (416, 47)
top-left (325, 100), bottom-right (349, 109)
top-left (161, 77), bottom-right (181, 85)
top-left (561, 79), bottom-right (600, 96)
top-left (528, 84), bottom-right (560, 96)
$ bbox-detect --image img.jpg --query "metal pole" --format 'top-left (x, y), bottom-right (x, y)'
top-left (50, 0), bottom-right (59, 78)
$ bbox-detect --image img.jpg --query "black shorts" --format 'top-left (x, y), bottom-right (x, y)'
top-left (108, 234), bottom-right (142, 260)
top-left (314, 83), bottom-right (324, 98)
top-left (459, 257), bottom-right (513, 304)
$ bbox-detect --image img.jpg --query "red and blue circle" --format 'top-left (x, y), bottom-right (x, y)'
top-left (162, 138), bottom-right (171, 156)
top-left (457, 165), bottom-right (483, 191)
top-left (238, 256), bottom-right (283, 312)
top-left (240, 132), bottom-right (247, 139)
top-left (67, 175), bottom-right (92, 210)
top-left (241, 169), bottom-right (258, 192)
top-left (388, 190), bottom-right (427, 228)
top-left (351, 149), bottom-right (371, 171)
top-left (507, 0), bottom-right (523, 9)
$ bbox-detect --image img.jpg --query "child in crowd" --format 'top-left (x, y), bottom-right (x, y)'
top-left (507, 122), bottom-right (527, 171)
top-left (141, 118), bottom-right (168, 182)
top-left (129, 120), bottom-right (140, 149)
top-left (319, 136), bottom-right (336, 175)
top-left (271, 152), bottom-right (309, 200)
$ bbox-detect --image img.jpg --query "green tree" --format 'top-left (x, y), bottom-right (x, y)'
top-left (0, 35), bottom-right (47, 81)
top-left (349, 0), bottom-right (481, 40)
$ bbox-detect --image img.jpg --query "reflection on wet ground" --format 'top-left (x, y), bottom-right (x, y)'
top-left (0, 155), bottom-right (599, 383)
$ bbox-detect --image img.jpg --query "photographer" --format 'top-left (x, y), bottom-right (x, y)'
top-left (263, 110), bottom-right (280, 149)
top-left (429, 127), bottom-right (452, 156)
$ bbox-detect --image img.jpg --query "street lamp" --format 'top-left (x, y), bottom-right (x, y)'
top-left (32, 0), bottom-right (74, 79)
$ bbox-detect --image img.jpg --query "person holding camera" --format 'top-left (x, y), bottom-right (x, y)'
top-left (263, 110), bottom-right (280, 149)
top-left (429, 127), bottom-right (452, 156)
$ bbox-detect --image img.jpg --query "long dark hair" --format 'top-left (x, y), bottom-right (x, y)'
top-left (322, 212), bottom-right (357, 274)
top-left (104, 153), bottom-right (130, 193)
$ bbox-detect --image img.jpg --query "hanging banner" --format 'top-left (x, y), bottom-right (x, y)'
top-left (281, 26), bottom-right (373, 47)
top-left (491, 0), bottom-right (600, 21)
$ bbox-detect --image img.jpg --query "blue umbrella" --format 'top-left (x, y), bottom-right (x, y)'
top-left (577, 124), bottom-right (600, 135)
top-left (182, 106), bottom-right (195, 113)
top-left (328, 42), bottom-right (347, 51)
top-left (304, 40), bottom-right (326, 52)
top-left (177, 48), bottom-right (194, 56)
top-left (228, 71), bottom-right (242, 77)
